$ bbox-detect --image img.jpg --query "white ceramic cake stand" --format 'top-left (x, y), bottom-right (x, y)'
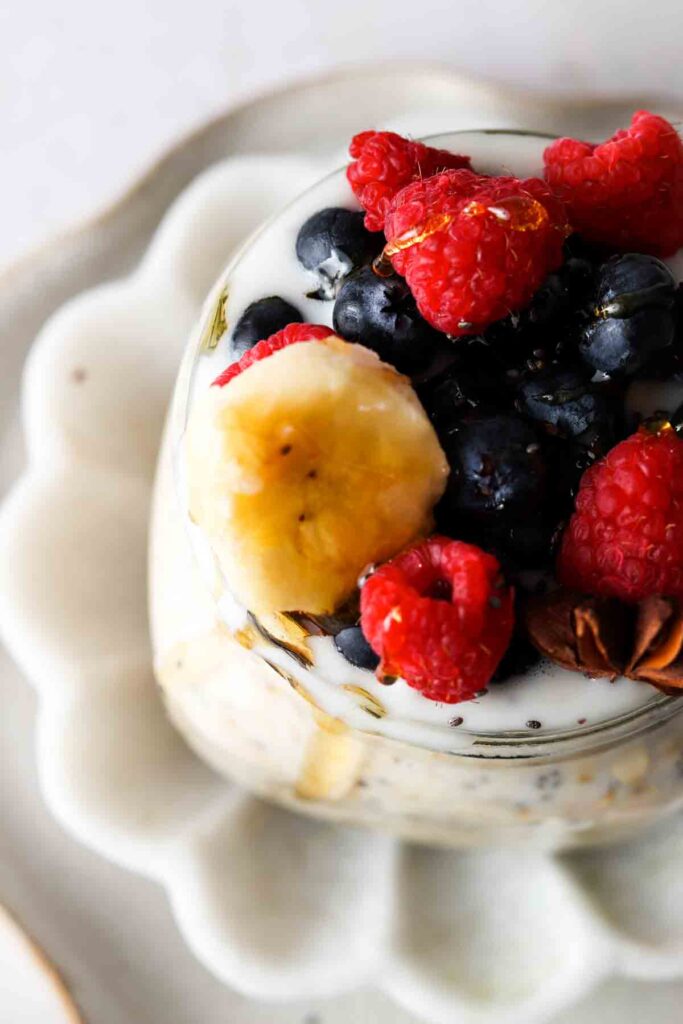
top-left (0, 67), bottom-right (682, 1024)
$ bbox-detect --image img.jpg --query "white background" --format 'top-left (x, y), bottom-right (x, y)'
top-left (1, 0), bottom-right (682, 271)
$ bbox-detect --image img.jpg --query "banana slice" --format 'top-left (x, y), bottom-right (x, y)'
top-left (186, 336), bottom-right (448, 614)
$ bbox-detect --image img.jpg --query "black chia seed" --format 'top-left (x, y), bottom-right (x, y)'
top-left (536, 769), bottom-right (562, 791)
top-left (449, 716), bottom-right (464, 727)
top-left (526, 719), bottom-right (542, 730)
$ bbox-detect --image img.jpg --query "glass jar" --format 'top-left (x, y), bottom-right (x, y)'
top-left (150, 130), bottom-right (683, 850)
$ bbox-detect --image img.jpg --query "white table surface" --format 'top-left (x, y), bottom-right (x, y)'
top-left (1, 0), bottom-right (682, 272)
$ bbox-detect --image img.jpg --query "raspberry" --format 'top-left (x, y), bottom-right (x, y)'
top-left (360, 536), bottom-right (514, 703)
top-left (383, 171), bottom-right (568, 336)
top-left (544, 111), bottom-right (683, 257)
top-left (213, 322), bottom-right (331, 386)
top-left (557, 424), bottom-right (683, 603)
top-left (347, 130), bottom-right (471, 232)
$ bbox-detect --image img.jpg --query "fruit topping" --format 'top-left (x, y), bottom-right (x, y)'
top-left (214, 322), bottom-right (332, 386)
top-left (295, 207), bottom-right (379, 298)
top-left (187, 336), bottom-right (448, 615)
top-left (383, 172), bottom-right (568, 335)
top-left (490, 623), bottom-right (541, 683)
top-left (191, 116), bottom-right (683, 703)
top-left (557, 420), bottom-right (683, 603)
top-left (334, 625), bottom-right (380, 670)
top-left (578, 253), bottom-right (677, 377)
top-left (230, 297), bottom-right (303, 358)
top-left (433, 412), bottom-right (554, 571)
top-left (646, 284), bottom-right (683, 380)
top-left (515, 365), bottom-right (615, 443)
top-left (522, 255), bottom-right (595, 329)
top-left (332, 265), bottom-right (454, 378)
top-left (347, 130), bottom-right (471, 232)
top-left (440, 413), bottom-right (547, 520)
top-left (360, 536), bottom-right (514, 703)
top-left (543, 111), bottom-right (683, 257)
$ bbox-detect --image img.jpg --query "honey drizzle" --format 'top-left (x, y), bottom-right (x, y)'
top-left (382, 211), bottom-right (456, 258)
top-left (295, 720), bottom-right (364, 802)
top-left (342, 685), bottom-right (387, 719)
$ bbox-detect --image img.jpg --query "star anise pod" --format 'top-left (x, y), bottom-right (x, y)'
top-left (525, 588), bottom-right (683, 691)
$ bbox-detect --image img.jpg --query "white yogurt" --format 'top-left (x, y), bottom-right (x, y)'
top-left (179, 131), bottom-right (683, 748)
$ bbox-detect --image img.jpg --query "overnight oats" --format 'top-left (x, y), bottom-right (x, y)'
top-left (150, 114), bottom-right (683, 849)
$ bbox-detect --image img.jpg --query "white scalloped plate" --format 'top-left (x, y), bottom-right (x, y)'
top-left (0, 903), bottom-right (84, 1023)
top-left (1, 68), bottom-right (682, 1024)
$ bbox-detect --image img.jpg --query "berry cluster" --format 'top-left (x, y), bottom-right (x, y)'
top-left (218, 112), bottom-right (683, 705)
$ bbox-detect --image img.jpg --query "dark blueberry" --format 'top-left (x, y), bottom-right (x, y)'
top-left (562, 233), bottom-right (606, 264)
top-left (333, 266), bottom-right (454, 378)
top-left (441, 413), bottom-right (547, 519)
top-left (474, 321), bottom-right (544, 378)
top-left (516, 365), bottom-right (615, 443)
top-left (647, 284), bottom-right (683, 380)
top-left (438, 513), bottom-right (557, 575)
top-left (491, 521), bottom-right (558, 570)
top-left (230, 296), bottom-right (302, 358)
top-left (542, 435), bottom-right (606, 526)
top-left (646, 337), bottom-right (683, 381)
top-left (419, 333), bottom-right (531, 430)
top-left (524, 257), bottom-right (595, 329)
top-left (296, 208), bottom-right (378, 298)
top-left (581, 309), bottom-right (675, 377)
top-left (524, 272), bottom-right (569, 327)
top-left (491, 630), bottom-right (541, 684)
top-left (579, 254), bottom-right (676, 376)
top-left (334, 625), bottom-right (379, 671)
top-left (420, 372), bottom-right (488, 432)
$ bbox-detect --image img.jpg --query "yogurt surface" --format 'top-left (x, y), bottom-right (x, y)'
top-left (178, 131), bottom-right (683, 749)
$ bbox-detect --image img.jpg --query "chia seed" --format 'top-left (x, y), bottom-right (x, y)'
top-left (536, 769), bottom-right (562, 791)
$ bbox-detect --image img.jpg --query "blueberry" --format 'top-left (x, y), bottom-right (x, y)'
top-left (441, 413), bottom-right (547, 519)
top-left (333, 266), bottom-right (453, 378)
top-left (296, 208), bottom-right (378, 298)
top-left (231, 296), bottom-right (302, 358)
top-left (562, 233), bottom-right (605, 264)
top-left (647, 284), bottom-right (683, 380)
top-left (579, 254), bottom-right (676, 376)
top-left (443, 514), bottom-right (556, 573)
top-left (419, 329), bottom-right (540, 427)
top-left (524, 257), bottom-right (595, 329)
top-left (334, 625), bottom-right (379, 671)
top-left (516, 365), bottom-right (615, 443)
top-left (491, 629), bottom-right (541, 683)
top-left (493, 521), bottom-right (557, 568)
top-left (420, 372), bottom-right (488, 431)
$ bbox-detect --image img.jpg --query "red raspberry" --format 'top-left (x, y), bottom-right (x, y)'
top-left (360, 536), bottom-right (514, 703)
top-left (383, 171), bottom-right (568, 335)
top-left (213, 322), bottom-right (331, 386)
top-left (557, 424), bottom-right (683, 603)
top-left (347, 130), bottom-right (471, 232)
top-left (544, 111), bottom-right (683, 257)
